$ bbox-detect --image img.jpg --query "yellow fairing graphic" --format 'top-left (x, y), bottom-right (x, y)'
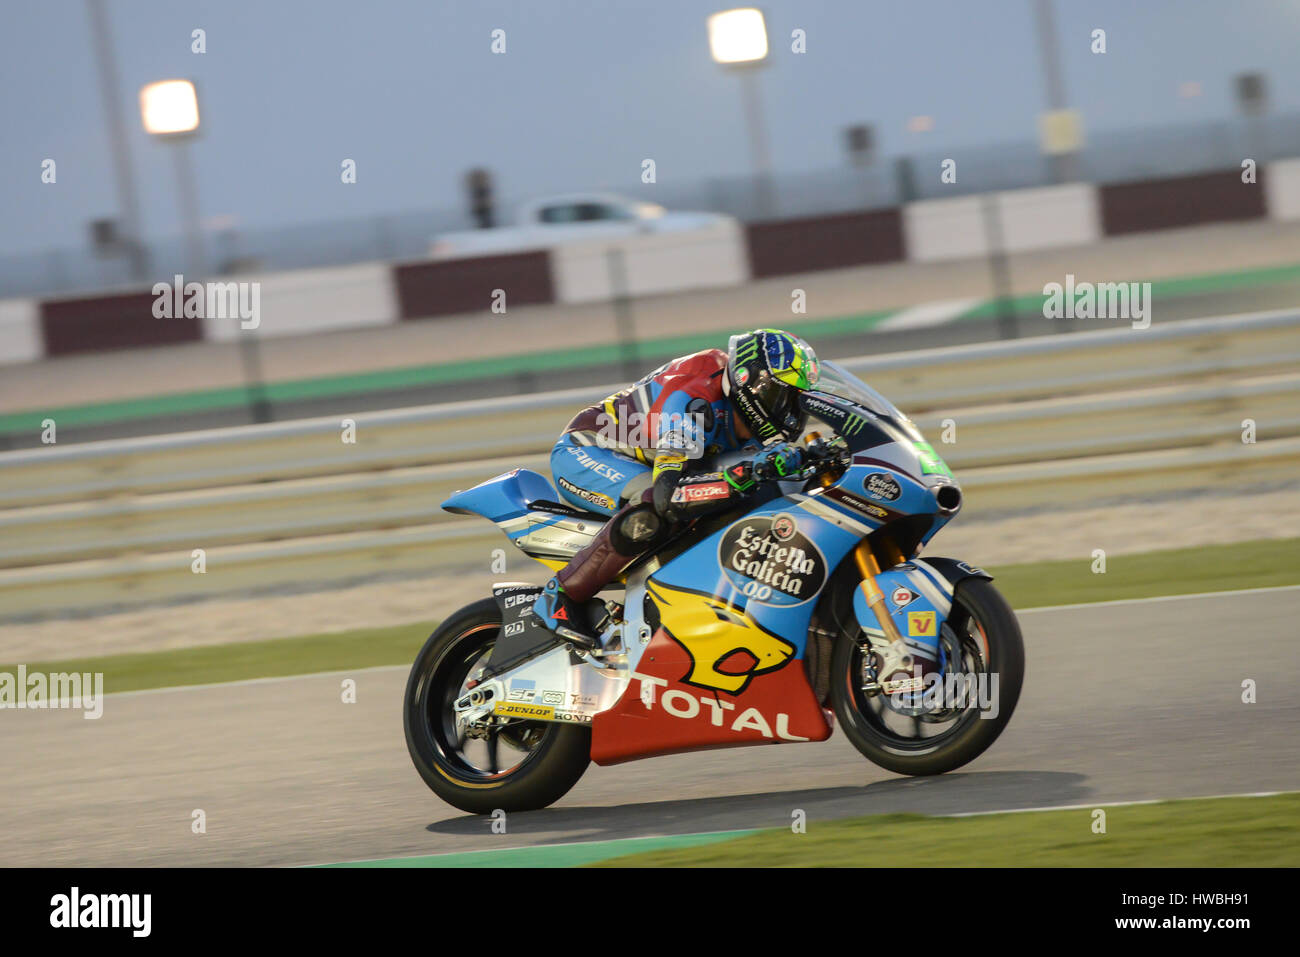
top-left (528, 555), bottom-right (630, 586)
top-left (647, 581), bottom-right (796, 694)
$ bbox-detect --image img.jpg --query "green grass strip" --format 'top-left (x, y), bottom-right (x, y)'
top-left (3, 536), bottom-right (1296, 694)
top-left (591, 793), bottom-right (1300, 867)
top-left (986, 535), bottom-right (1300, 608)
top-left (0, 620), bottom-right (437, 696)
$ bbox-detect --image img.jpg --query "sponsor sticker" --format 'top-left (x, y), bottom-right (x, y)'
top-left (557, 476), bottom-right (616, 511)
top-left (718, 514), bottom-right (828, 606)
top-left (493, 701), bottom-right (554, 720)
top-left (826, 488), bottom-right (891, 521)
top-left (863, 472), bottom-right (902, 502)
top-left (771, 513), bottom-right (797, 541)
top-left (907, 611), bottom-right (937, 637)
top-left (685, 396), bottom-right (716, 433)
top-left (891, 586), bottom-right (918, 608)
top-left (881, 675), bottom-right (924, 694)
top-left (564, 445), bottom-right (625, 483)
top-left (913, 441), bottom-right (953, 478)
top-left (671, 480), bottom-right (730, 503)
top-left (841, 412), bottom-right (868, 436)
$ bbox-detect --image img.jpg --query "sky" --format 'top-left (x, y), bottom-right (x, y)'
top-left (2, 0), bottom-right (1299, 256)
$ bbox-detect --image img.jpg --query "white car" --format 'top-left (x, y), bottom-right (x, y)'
top-left (428, 192), bottom-right (737, 259)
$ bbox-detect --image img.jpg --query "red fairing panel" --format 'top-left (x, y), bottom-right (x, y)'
top-left (590, 630), bottom-right (833, 766)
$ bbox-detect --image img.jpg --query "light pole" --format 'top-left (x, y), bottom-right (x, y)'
top-left (141, 81), bottom-right (269, 423)
top-left (708, 8), bottom-right (775, 219)
top-left (86, 0), bottom-right (147, 281)
top-left (140, 79), bottom-right (206, 277)
top-left (1031, 0), bottom-right (1081, 184)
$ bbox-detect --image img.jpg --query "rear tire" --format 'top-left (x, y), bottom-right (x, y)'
top-left (403, 597), bottom-right (591, 814)
top-left (831, 578), bottom-right (1024, 776)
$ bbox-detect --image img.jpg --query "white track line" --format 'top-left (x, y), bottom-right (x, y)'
top-left (1015, 583), bottom-right (1300, 615)
top-left (942, 790), bottom-right (1292, 817)
top-left (105, 663), bottom-right (407, 698)
top-left (875, 298), bottom-right (982, 331)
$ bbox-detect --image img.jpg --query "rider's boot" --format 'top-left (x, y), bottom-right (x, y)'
top-left (532, 578), bottom-right (601, 648)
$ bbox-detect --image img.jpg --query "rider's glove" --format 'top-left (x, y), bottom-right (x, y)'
top-left (751, 442), bottom-right (804, 481)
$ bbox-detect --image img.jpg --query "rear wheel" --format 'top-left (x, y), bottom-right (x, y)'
top-left (831, 578), bottom-right (1024, 776)
top-left (403, 598), bottom-right (591, 813)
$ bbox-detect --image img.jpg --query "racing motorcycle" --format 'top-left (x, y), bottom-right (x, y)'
top-left (404, 360), bottom-right (1024, 813)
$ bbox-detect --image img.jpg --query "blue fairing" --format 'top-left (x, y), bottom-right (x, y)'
top-left (442, 468), bottom-right (555, 523)
top-left (852, 564), bottom-right (947, 663)
top-left (651, 496), bottom-right (864, 660)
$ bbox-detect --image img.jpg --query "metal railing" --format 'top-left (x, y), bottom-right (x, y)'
top-left (1, 309), bottom-right (1297, 618)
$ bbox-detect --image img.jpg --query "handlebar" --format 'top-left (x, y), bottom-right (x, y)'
top-left (751, 433), bottom-right (851, 484)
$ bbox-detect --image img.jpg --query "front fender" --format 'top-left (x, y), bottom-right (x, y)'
top-left (805, 555), bottom-right (990, 702)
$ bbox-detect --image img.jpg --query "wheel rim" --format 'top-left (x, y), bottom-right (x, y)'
top-left (845, 594), bottom-right (995, 755)
top-left (416, 622), bottom-right (552, 783)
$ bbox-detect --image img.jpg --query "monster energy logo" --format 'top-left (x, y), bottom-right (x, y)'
top-left (733, 336), bottom-right (761, 365)
top-left (841, 412), bottom-right (867, 435)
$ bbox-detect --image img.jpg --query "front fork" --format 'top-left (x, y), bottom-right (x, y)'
top-left (852, 538), bottom-right (907, 647)
top-left (851, 538), bottom-right (920, 692)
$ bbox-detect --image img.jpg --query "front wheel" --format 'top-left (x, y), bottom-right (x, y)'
top-left (831, 578), bottom-right (1024, 776)
top-left (403, 597), bottom-right (591, 814)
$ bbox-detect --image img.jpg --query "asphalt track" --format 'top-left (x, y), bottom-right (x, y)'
top-left (2, 588), bottom-right (1297, 867)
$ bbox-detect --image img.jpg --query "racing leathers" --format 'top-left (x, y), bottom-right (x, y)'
top-left (536, 349), bottom-right (767, 638)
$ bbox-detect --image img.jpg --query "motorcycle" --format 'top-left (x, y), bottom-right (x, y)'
top-left (404, 360), bottom-right (1024, 813)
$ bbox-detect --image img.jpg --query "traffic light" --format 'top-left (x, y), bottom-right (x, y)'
top-left (466, 167), bottom-right (495, 229)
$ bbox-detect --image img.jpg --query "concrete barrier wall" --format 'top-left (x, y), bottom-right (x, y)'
top-left (746, 208), bottom-right (905, 277)
top-left (202, 262), bottom-right (397, 341)
top-left (904, 185), bottom-right (1102, 263)
top-left (550, 220), bottom-right (749, 303)
top-left (1099, 169), bottom-right (1265, 234)
top-left (2, 166), bottom-right (1296, 362)
top-left (903, 196), bottom-right (987, 262)
top-left (0, 298), bottom-right (41, 364)
top-left (1266, 158), bottom-right (1300, 221)
top-left (997, 183), bottom-right (1101, 252)
top-left (41, 290), bottom-right (203, 356)
top-left (394, 250), bottom-right (553, 319)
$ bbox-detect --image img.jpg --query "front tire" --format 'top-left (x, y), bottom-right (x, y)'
top-left (832, 578), bottom-right (1024, 776)
top-left (403, 597), bottom-right (591, 814)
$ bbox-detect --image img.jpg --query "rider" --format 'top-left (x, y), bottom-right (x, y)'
top-left (533, 328), bottom-right (822, 645)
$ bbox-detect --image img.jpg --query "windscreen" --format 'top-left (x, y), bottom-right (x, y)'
top-left (812, 361), bottom-right (925, 442)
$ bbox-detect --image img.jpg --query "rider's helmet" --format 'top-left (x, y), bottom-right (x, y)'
top-left (723, 329), bottom-right (820, 443)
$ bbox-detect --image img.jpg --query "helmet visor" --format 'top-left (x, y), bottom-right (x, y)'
top-left (751, 373), bottom-right (805, 439)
